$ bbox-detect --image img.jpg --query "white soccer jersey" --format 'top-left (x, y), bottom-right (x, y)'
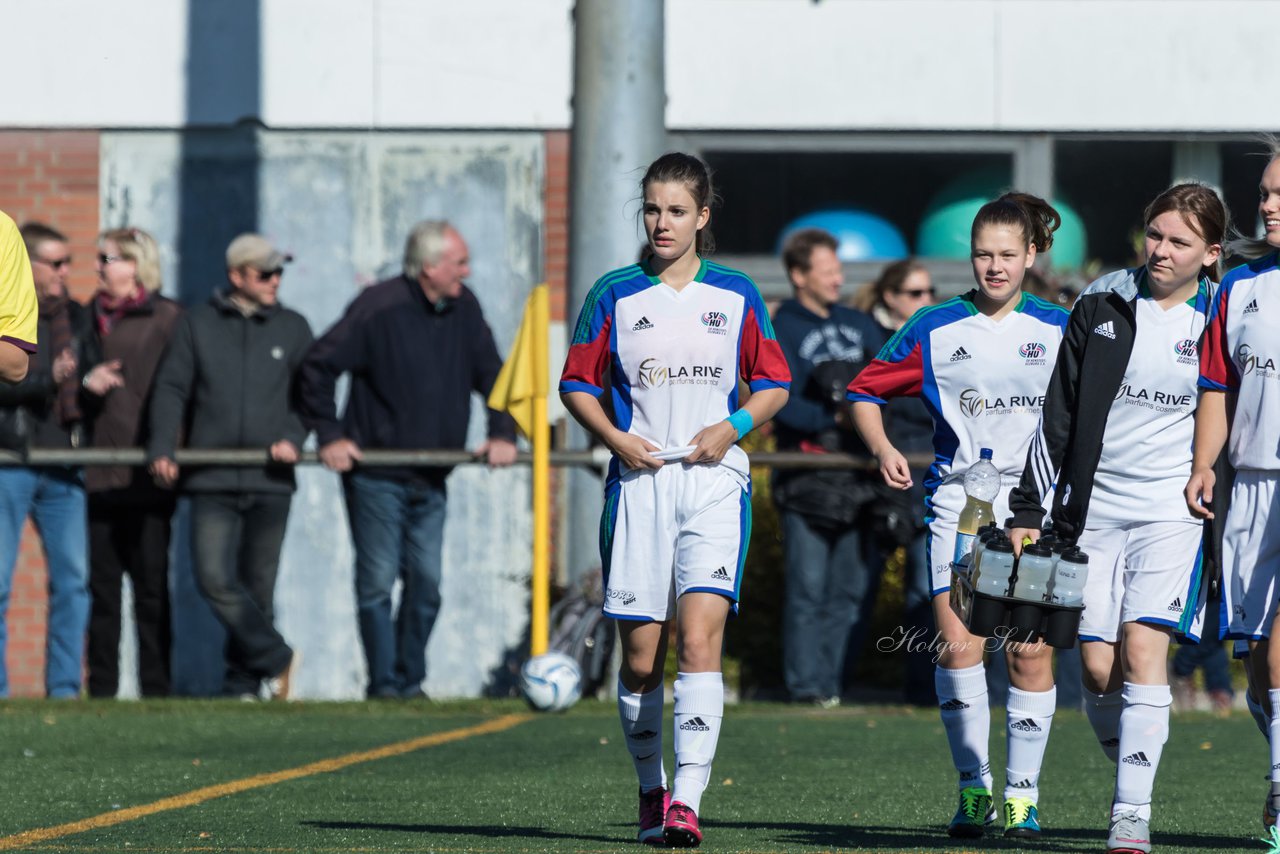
top-left (849, 291), bottom-right (1070, 491)
top-left (1200, 253), bottom-right (1280, 471)
top-left (1089, 296), bottom-right (1206, 525)
top-left (560, 260), bottom-right (790, 486)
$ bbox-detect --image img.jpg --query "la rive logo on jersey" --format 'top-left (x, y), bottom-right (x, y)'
top-left (1113, 383), bottom-right (1194, 413)
top-left (958, 388), bottom-right (1045, 419)
top-left (637, 357), bottom-right (724, 389)
top-left (1174, 338), bottom-right (1199, 366)
top-left (701, 311), bottom-right (729, 335)
top-left (1019, 341), bottom-right (1047, 366)
top-left (1238, 343), bottom-right (1279, 379)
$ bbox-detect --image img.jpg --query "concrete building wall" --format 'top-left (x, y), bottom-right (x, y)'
top-left (4, 1), bottom-right (1278, 132)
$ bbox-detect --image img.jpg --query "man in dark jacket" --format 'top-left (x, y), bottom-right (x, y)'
top-left (0, 223), bottom-right (93, 698)
top-left (297, 219), bottom-right (517, 699)
top-left (770, 228), bottom-right (886, 706)
top-left (148, 233), bottom-right (313, 700)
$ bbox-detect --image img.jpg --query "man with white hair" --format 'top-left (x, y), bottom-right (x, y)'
top-left (298, 220), bottom-right (517, 699)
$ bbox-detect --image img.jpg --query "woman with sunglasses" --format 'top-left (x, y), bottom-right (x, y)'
top-left (81, 226), bottom-right (184, 699)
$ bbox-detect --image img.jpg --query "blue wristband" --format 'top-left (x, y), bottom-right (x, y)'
top-left (726, 408), bottom-right (754, 441)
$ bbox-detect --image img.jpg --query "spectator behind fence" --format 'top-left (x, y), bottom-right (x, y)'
top-left (81, 227), bottom-right (183, 698)
top-left (147, 234), bottom-right (313, 701)
top-left (0, 223), bottom-right (94, 698)
top-left (0, 211), bottom-right (37, 384)
top-left (298, 220), bottom-right (518, 700)
top-left (851, 259), bottom-right (939, 705)
top-left (770, 228), bottom-right (886, 706)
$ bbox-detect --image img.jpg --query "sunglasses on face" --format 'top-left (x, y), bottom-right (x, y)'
top-left (253, 268), bottom-right (284, 280)
top-left (34, 256), bottom-right (72, 269)
top-left (898, 287), bottom-right (936, 299)
top-left (98, 253), bottom-right (126, 266)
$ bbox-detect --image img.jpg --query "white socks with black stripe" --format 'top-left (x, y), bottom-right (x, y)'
top-left (936, 664), bottom-right (994, 792)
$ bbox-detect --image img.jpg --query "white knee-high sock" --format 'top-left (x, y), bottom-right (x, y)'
top-left (1113, 682), bottom-right (1171, 823)
top-left (1250, 690), bottom-right (1271, 740)
top-left (671, 671), bottom-right (724, 814)
top-left (1268, 689), bottom-right (1280, 814)
top-left (936, 664), bottom-right (993, 792)
top-left (1005, 686), bottom-right (1056, 805)
top-left (1085, 689), bottom-right (1123, 763)
top-left (618, 678), bottom-right (666, 792)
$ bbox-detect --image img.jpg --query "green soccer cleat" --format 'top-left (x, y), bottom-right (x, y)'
top-left (1003, 797), bottom-right (1041, 838)
top-left (947, 786), bottom-right (995, 838)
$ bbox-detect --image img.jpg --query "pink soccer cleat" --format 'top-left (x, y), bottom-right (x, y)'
top-left (663, 801), bottom-right (702, 848)
top-left (637, 787), bottom-right (669, 845)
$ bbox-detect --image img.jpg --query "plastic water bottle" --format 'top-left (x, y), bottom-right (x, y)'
top-left (1050, 547), bottom-right (1089, 607)
top-left (1013, 541), bottom-right (1054, 602)
top-left (976, 538), bottom-right (1015, 597)
top-left (969, 522), bottom-right (1000, 579)
top-left (954, 448), bottom-right (1000, 568)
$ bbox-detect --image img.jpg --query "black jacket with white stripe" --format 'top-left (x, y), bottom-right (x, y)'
top-left (1007, 277), bottom-right (1145, 544)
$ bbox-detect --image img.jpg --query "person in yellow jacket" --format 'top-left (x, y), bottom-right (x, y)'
top-left (0, 212), bottom-right (38, 382)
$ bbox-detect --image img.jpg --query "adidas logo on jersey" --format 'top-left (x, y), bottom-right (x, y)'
top-left (632, 316), bottom-right (654, 331)
top-left (1122, 752), bottom-right (1152, 767)
top-left (710, 566), bottom-right (731, 581)
top-left (949, 347), bottom-right (971, 362)
top-left (1246, 299), bottom-right (1260, 314)
top-left (1167, 597), bottom-right (1183, 612)
top-left (679, 717), bottom-right (711, 732)
top-left (939, 699), bottom-right (970, 711)
top-left (1093, 320), bottom-right (1117, 339)
top-left (1010, 718), bottom-right (1042, 732)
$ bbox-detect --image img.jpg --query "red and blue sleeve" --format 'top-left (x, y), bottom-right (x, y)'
top-left (738, 294), bottom-right (790, 391)
top-left (1198, 282), bottom-right (1236, 392)
top-left (847, 329), bottom-right (925, 405)
top-left (559, 291), bottom-right (613, 397)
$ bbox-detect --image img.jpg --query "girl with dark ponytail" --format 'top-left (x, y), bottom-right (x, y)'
top-left (559, 151), bottom-right (790, 847)
top-left (851, 191), bottom-right (1071, 842)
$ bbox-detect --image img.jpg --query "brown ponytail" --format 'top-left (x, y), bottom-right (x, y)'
top-left (971, 192), bottom-right (1061, 253)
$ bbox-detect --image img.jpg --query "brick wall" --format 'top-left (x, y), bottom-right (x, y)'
top-left (0, 130), bottom-right (100, 696)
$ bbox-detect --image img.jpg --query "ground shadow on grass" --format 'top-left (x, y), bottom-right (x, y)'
top-left (302, 820), bottom-right (619, 845)
top-left (710, 819), bottom-right (1252, 852)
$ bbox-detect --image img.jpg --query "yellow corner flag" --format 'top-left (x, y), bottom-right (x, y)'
top-left (488, 284), bottom-right (549, 440)
top-left (488, 284), bottom-right (552, 655)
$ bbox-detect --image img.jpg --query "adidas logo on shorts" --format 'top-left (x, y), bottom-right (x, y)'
top-left (1167, 597), bottom-right (1183, 612)
top-left (939, 699), bottom-right (970, 711)
top-left (679, 717), bottom-right (711, 732)
top-left (710, 566), bottom-right (731, 581)
top-left (1246, 299), bottom-right (1260, 314)
top-left (632, 316), bottom-right (654, 331)
top-left (1010, 717), bottom-right (1042, 732)
top-left (1122, 752), bottom-right (1152, 767)
top-left (949, 347), bottom-right (971, 362)
top-left (1093, 320), bottom-right (1117, 339)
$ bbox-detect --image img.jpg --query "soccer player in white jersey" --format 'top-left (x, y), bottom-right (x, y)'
top-left (560, 152), bottom-right (790, 848)
top-left (1186, 142), bottom-right (1280, 844)
top-left (1008, 184), bottom-right (1228, 854)
top-left (850, 193), bottom-right (1069, 840)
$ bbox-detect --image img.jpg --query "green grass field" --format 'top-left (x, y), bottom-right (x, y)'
top-left (0, 699), bottom-right (1270, 853)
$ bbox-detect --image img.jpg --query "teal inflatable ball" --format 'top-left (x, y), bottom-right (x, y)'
top-left (916, 168), bottom-right (1086, 270)
top-left (777, 209), bottom-right (909, 263)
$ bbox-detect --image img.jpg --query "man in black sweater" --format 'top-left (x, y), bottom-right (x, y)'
top-left (148, 233), bottom-right (313, 700)
top-left (297, 220), bottom-right (516, 699)
top-left (0, 222), bottom-right (93, 698)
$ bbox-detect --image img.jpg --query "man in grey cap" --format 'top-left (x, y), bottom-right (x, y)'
top-left (147, 232), bottom-right (313, 700)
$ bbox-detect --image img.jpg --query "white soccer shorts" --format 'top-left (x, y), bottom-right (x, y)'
top-left (1075, 520), bottom-right (1207, 643)
top-left (1223, 470), bottom-right (1280, 640)
top-left (601, 462), bottom-right (751, 622)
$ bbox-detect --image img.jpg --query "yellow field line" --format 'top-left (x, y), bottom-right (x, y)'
top-left (0, 713), bottom-right (533, 851)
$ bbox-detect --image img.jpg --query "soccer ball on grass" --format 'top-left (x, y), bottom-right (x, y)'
top-left (519, 652), bottom-right (582, 712)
